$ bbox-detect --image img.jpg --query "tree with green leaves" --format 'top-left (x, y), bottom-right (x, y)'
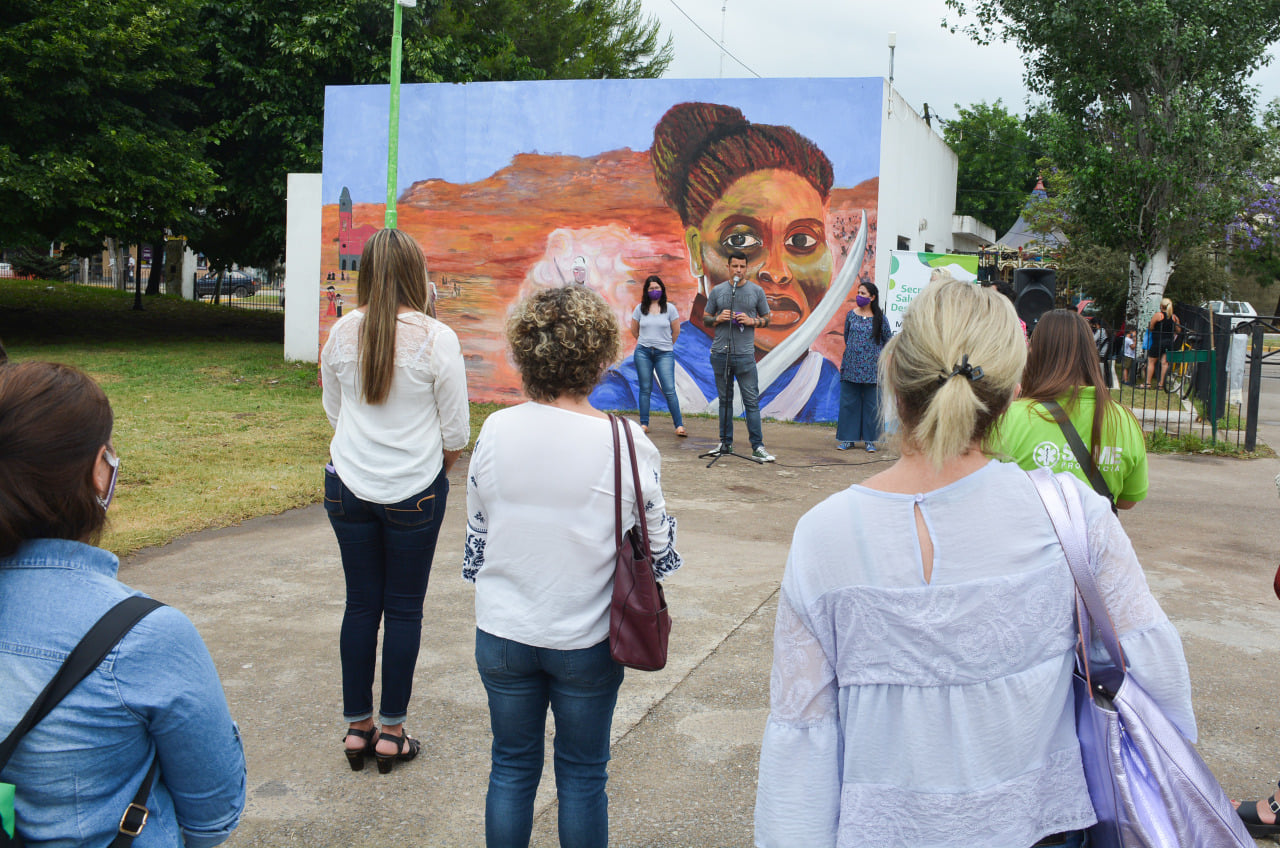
top-left (945, 0), bottom-right (1280, 328)
top-left (942, 100), bottom-right (1040, 237)
top-left (0, 0), bottom-right (215, 260)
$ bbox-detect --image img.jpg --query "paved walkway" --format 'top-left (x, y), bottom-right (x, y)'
top-left (122, 376), bottom-right (1280, 847)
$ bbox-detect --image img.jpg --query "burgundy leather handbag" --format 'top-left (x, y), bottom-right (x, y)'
top-left (608, 414), bottom-right (671, 671)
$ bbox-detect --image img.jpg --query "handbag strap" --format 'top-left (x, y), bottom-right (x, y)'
top-left (1027, 469), bottom-right (1127, 676)
top-left (609, 415), bottom-right (650, 555)
top-left (0, 595), bottom-right (163, 846)
top-left (1041, 399), bottom-right (1114, 510)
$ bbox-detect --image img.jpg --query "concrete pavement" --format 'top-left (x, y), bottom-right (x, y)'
top-left (121, 375), bottom-right (1280, 847)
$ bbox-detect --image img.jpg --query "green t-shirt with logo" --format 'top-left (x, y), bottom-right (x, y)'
top-left (992, 387), bottom-right (1148, 504)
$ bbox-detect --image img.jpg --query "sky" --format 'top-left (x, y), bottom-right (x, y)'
top-left (635, 0), bottom-right (1280, 126)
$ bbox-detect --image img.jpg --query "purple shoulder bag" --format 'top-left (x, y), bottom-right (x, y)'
top-left (1029, 469), bottom-right (1252, 848)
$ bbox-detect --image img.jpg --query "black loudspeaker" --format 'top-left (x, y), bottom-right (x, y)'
top-left (1013, 268), bottom-right (1056, 333)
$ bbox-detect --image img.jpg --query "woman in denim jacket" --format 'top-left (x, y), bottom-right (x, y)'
top-left (0, 362), bottom-right (246, 847)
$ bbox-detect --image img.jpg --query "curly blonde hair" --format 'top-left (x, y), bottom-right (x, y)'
top-left (507, 286), bottom-right (620, 402)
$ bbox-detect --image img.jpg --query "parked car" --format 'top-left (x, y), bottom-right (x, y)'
top-left (1203, 299), bottom-right (1258, 329)
top-left (195, 271), bottom-right (258, 299)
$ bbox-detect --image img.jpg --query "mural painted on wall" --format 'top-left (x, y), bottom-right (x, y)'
top-left (321, 78), bottom-right (882, 420)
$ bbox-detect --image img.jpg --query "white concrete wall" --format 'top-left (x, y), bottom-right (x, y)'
top-left (875, 83), bottom-right (960, 283)
top-left (284, 173), bottom-right (322, 363)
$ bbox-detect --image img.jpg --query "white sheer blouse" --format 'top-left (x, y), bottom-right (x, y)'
top-left (755, 460), bottom-right (1193, 848)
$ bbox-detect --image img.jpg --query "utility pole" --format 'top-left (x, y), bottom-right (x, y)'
top-left (386, 0), bottom-right (416, 228)
top-left (718, 0), bottom-right (728, 78)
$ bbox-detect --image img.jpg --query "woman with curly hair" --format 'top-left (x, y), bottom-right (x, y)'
top-left (591, 101), bottom-right (864, 424)
top-left (465, 285), bottom-right (682, 847)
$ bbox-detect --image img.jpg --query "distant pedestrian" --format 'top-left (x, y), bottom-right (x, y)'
top-left (321, 228), bottom-right (470, 775)
top-left (835, 281), bottom-right (891, 452)
top-left (1146, 297), bottom-right (1180, 390)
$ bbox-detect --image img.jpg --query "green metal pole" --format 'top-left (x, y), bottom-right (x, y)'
top-left (385, 0), bottom-right (404, 228)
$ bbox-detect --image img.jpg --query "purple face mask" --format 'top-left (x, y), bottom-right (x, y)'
top-left (855, 294), bottom-right (871, 307)
top-left (648, 289), bottom-right (662, 300)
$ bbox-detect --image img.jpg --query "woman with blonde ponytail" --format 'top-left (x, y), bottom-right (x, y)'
top-left (756, 278), bottom-right (1195, 848)
top-left (320, 228), bottom-right (470, 775)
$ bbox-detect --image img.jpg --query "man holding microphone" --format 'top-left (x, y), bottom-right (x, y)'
top-left (703, 251), bottom-right (774, 462)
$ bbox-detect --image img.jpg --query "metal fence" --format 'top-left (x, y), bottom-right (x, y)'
top-left (1110, 307), bottom-right (1275, 451)
top-left (61, 270), bottom-right (283, 313)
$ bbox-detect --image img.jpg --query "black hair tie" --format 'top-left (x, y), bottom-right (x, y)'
top-left (937, 355), bottom-right (984, 385)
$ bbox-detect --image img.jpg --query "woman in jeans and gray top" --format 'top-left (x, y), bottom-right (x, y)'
top-left (464, 285), bottom-right (682, 847)
top-left (630, 274), bottom-right (686, 436)
top-left (321, 228), bottom-right (470, 774)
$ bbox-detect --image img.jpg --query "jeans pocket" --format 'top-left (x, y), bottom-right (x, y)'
top-left (323, 468), bottom-right (345, 517)
top-left (385, 491), bottom-right (436, 528)
top-left (475, 629), bottom-right (507, 675)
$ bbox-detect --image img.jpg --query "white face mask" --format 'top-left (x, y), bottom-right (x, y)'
top-left (97, 449), bottom-right (120, 512)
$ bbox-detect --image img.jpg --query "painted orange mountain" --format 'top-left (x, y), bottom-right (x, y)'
top-left (320, 149), bottom-right (879, 404)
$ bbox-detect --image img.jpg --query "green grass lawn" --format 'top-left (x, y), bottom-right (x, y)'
top-left (0, 280), bottom-right (502, 556)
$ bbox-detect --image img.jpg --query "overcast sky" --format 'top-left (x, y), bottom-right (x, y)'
top-left (635, 0), bottom-right (1280, 126)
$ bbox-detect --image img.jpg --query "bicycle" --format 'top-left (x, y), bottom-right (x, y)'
top-left (1164, 333), bottom-right (1200, 399)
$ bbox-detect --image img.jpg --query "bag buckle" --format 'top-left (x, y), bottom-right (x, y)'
top-left (119, 802), bottom-right (149, 837)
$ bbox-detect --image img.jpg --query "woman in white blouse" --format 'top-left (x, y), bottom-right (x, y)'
top-left (464, 285), bottom-right (681, 848)
top-left (321, 228), bottom-right (470, 775)
top-left (755, 278), bottom-right (1194, 848)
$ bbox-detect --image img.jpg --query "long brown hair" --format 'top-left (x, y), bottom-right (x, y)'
top-left (0, 362), bottom-right (113, 556)
top-left (1018, 309), bottom-right (1130, 466)
top-left (356, 229), bottom-right (430, 404)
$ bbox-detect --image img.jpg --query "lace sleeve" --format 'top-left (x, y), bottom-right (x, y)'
top-left (1085, 493), bottom-right (1196, 739)
top-left (755, 586), bottom-right (841, 847)
top-left (636, 439), bottom-right (682, 580)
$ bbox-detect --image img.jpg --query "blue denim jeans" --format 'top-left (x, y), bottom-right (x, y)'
top-left (324, 467), bottom-right (448, 725)
top-left (633, 344), bottom-right (683, 428)
top-left (709, 351), bottom-right (763, 449)
top-left (836, 381), bottom-right (881, 443)
top-left (475, 629), bottom-right (624, 848)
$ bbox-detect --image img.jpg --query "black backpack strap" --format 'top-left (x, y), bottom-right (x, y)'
top-left (0, 596), bottom-right (163, 844)
top-left (1041, 400), bottom-right (1116, 513)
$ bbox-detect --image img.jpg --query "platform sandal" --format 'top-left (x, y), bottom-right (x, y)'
top-left (342, 726), bottom-right (378, 772)
top-left (375, 731), bottom-right (421, 774)
top-left (1237, 780), bottom-right (1280, 837)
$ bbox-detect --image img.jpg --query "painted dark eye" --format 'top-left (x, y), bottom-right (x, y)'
top-left (722, 232), bottom-right (762, 250)
top-left (786, 232), bottom-right (819, 251)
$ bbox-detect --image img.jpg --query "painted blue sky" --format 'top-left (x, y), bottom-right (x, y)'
top-left (322, 77), bottom-right (883, 205)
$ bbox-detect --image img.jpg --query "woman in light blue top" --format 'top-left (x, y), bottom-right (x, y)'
top-left (755, 278), bottom-right (1194, 848)
top-left (630, 275), bottom-right (686, 436)
top-left (0, 362), bottom-right (245, 847)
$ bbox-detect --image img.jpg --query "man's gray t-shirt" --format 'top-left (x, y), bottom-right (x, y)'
top-left (704, 280), bottom-right (770, 355)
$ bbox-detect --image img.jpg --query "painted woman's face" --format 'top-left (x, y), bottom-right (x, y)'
top-left (687, 169), bottom-right (831, 352)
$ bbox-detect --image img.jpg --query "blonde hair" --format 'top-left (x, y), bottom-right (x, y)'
top-left (1160, 297), bottom-right (1174, 316)
top-left (507, 286), bottom-right (619, 402)
top-left (880, 278), bottom-right (1026, 468)
top-left (356, 229), bottom-right (431, 404)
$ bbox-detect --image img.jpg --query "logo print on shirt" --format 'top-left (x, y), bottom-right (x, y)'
top-left (1033, 441), bottom-right (1061, 468)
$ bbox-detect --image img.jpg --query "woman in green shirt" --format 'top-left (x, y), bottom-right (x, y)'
top-left (992, 309), bottom-right (1148, 509)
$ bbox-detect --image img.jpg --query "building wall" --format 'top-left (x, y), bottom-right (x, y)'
top-left (875, 83), bottom-right (960, 285)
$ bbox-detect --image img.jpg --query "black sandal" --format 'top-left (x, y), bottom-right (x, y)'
top-left (342, 726), bottom-right (378, 772)
top-left (1236, 780), bottom-right (1280, 837)
top-left (375, 731), bottom-right (420, 774)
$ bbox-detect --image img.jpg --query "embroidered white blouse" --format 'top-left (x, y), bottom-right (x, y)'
top-left (755, 460), bottom-right (1194, 848)
top-left (321, 310), bottom-right (470, 504)
top-left (463, 403), bottom-right (682, 650)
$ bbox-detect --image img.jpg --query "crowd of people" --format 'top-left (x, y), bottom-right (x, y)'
top-left (1, 220), bottom-right (1260, 848)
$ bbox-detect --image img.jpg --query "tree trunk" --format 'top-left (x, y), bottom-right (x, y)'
top-left (106, 238), bottom-right (123, 290)
top-left (144, 234), bottom-right (164, 295)
top-left (213, 268), bottom-right (224, 305)
top-left (1126, 244), bottom-right (1175, 330)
